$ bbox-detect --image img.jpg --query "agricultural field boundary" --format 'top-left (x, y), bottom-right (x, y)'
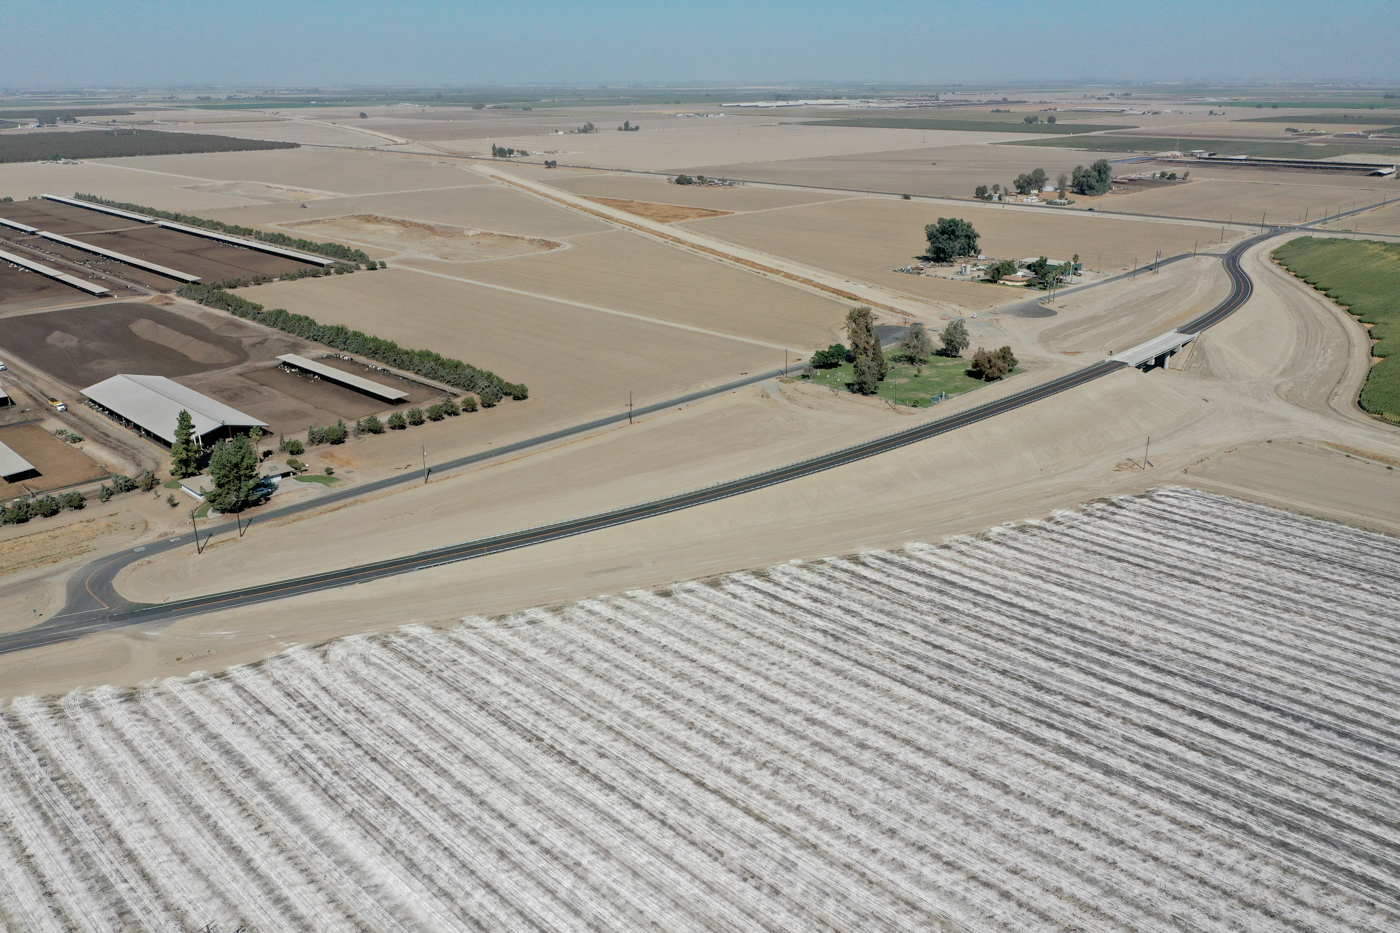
top-left (1272, 236), bottom-right (1400, 420)
top-left (0, 129), bottom-right (296, 164)
top-left (801, 117), bottom-right (1133, 134)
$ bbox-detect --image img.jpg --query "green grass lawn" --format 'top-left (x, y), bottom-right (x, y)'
top-left (162, 479), bottom-right (183, 489)
top-left (294, 474), bottom-right (340, 485)
top-left (193, 503), bottom-right (211, 519)
top-left (1273, 237), bottom-right (1400, 421)
top-left (798, 355), bottom-right (1009, 407)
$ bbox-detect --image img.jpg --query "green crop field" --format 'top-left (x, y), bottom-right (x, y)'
top-left (797, 355), bottom-right (1008, 407)
top-left (0, 108), bottom-right (133, 122)
top-left (0, 129), bottom-right (296, 164)
top-left (998, 135), bottom-right (1400, 159)
top-left (1273, 237), bottom-right (1400, 421)
top-left (1223, 100), bottom-right (1400, 110)
top-left (803, 117), bottom-right (1132, 134)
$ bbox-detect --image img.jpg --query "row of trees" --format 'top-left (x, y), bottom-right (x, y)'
top-left (923, 218), bottom-right (980, 262)
top-left (491, 144), bottom-right (528, 158)
top-left (177, 285), bottom-right (528, 402)
top-left (1069, 159), bottom-right (1114, 196)
top-left (2, 470), bottom-right (162, 526)
top-left (618, 120), bottom-right (640, 132)
top-left (972, 158), bottom-right (1113, 200)
top-left (969, 346), bottom-right (1018, 380)
top-left (845, 306), bottom-right (887, 395)
top-left (73, 194), bottom-right (372, 264)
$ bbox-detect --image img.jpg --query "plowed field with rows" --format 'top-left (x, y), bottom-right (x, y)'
top-left (2, 488), bottom-right (1397, 932)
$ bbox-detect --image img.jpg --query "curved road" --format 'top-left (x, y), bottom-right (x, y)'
top-left (6, 229), bottom-right (1272, 652)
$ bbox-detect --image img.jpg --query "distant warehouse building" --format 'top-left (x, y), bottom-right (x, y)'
top-left (83, 374), bottom-right (267, 447)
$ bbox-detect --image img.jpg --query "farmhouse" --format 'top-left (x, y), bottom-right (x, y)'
top-left (83, 374), bottom-right (267, 447)
top-left (276, 354), bottom-right (409, 403)
top-left (0, 440), bottom-right (38, 483)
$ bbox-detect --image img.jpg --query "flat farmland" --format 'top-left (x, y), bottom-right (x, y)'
top-left (692, 142), bottom-right (1094, 199)
top-left (424, 228), bottom-right (848, 347)
top-left (3, 490), bottom-right (1397, 931)
top-left (280, 214), bottom-right (563, 262)
top-left (0, 159), bottom-right (278, 210)
top-left (0, 423), bottom-right (107, 496)
top-left (1322, 198), bottom-right (1400, 235)
top-left (0, 198), bottom-right (136, 236)
top-left (1095, 177), bottom-right (1393, 224)
top-left (155, 119), bottom-right (387, 148)
top-left (0, 301), bottom-right (291, 389)
top-left (553, 172), bottom-right (856, 212)
top-left (211, 183), bottom-right (609, 241)
top-left (439, 123), bottom-right (990, 173)
top-left (104, 147), bottom-right (481, 198)
top-left (685, 196), bottom-right (1231, 290)
top-left (0, 261), bottom-right (84, 310)
top-left (234, 267), bottom-right (784, 426)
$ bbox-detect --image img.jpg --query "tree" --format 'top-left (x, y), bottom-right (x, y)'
top-left (426, 403), bottom-right (445, 421)
top-left (845, 306), bottom-right (886, 381)
top-left (205, 435), bottom-right (260, 513)
top-left (357, 414), bottom-right (385, 434)
top-left (939, 318), bottom-right (970, 357)
top-left (968, 345), bottom-right (1018, 381)
top-left (674, 174), bottom-right (694, 185)
top-left (284, 439), bottom-right (304, 455)
top-left (406, 407), bottom-right (426, 426)
top-left (810, 343), bottom-right (848, 368)
top-left (442, 398), bottom-right (461, 416)
top-left (359, 112), bottom-right (368, 119)
top-left (899, 323), bottom-right (934, 365)
top-left (974, 184), bottom-right (989, 200)
top-left (170, 410), bottom-right (199, 478)
top-left (1022, 115), bottom-right (1040, 124)
top-left (138, 470), bottom-right (158, 492)
top-left (61, 491), bottom-right (85, 510)
top-left (924, 218), bottom-right (980, 262)
top-left (1031, 167), bottom-right (1047, 190)
top-left (387, 411), bottom-right (407, 430)
top-left (984, 259), bottom-right (1017, 283)
top-left (1070, 159), bottom-right (1113, 196)
top-left (1046, 115), bottom-right (1057, 124)
top-left (1013, 172), bottom-right (1036, 195)
top-left (1057, 173), bottom-right (1069, 198)
top-left (852, 357), bottom-right (880, 395)
top-left (324, 420), bottom-right (348, 445)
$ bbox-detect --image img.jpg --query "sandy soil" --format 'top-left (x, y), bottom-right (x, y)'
top-left (1319, 198), bottom-right (1400, 236)
top-left (281, 214), bottom-right (563, 261)
top-left (428, 228), bottom-right (848, 347)
top-left (183, 181), bottom-right (339, 202)
top-left (0, 160), bottom-right (277, 210)
top-left (155, 119), bottom-right (388, 148)
top-left (584, 197), bottom-right (732, 223)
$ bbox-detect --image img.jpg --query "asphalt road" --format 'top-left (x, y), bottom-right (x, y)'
top-left (1, 227), bottom-right (1278, 652)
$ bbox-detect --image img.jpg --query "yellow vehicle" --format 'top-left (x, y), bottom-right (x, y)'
top-left (46, 397), bottom-right (68, 412)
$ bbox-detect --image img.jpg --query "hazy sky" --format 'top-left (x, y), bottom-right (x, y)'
top-left (2, 0), bottom-right (1396, 88)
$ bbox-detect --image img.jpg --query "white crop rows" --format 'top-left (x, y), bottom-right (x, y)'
top-left (2, 487), bottom-right (1398, 932)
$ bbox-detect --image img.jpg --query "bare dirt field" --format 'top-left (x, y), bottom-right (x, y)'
top-left (71, 224), bottom-right (317, 282)
top-left (584, 197), bottom-right (732, 223)
top-left (0, 301), bottom-right (289, 388)
top-left (0, 422), bottom-right (107, 496)
top-left (176, 365), bottom-right (410, 435)
top-left (104, 148), bottom-right (483, 198)
top-left (281, 214), bottom-right (563, 261)
top-left (1320, 198), bottom-right (1400, 235)
top-left (0, 198), bottom-right (136, 235)
top-left (0, 262), bottom-right (86, 310)
top-left (1094, 177), bottom-right (1394, 224)
top-left (207, 181), bottom-right (609, 242)
top-left (0, 160), bottom-right (279, 210)
top-left (233, 266), bottom-right (787, 429)
top-left (155, 119), bottom-right (387, 148)
top-left (422, 228), bottom-right (848, 347)
top-left (684, 195), bottom-right (1232, 302)
top-left (690, 142), bottom-right (1092, 199)
top-left (183, 180), bottom-right (339, 203)
top-left (554, 173), bottom-right (853, 212)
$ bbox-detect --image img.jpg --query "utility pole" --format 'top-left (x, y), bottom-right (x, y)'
top-left (1142, 436), bottom-right (1153, 470)
top-left (628, 391), bottom-right (633, 424)
top-left (784, 349), bottom-right (788, 376)
top-left (190, 509), bottom-right (204, 554)
top-left (1132, 258), bottom-right (1137, 279)
top-left (422, 446), bottom-right (428, 484)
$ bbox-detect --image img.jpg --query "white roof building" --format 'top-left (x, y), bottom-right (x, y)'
top-left (0, 440), bottom-right (38, 482)
top-left (83, 374), bottom-right (267, 446)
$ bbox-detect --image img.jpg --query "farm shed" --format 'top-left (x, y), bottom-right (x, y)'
top-left (83, 374), bottom-right (266, 448)
top-left (0, 440), bottom-right (38, 482)
top-left (276, 354), bottom-right (409, 403)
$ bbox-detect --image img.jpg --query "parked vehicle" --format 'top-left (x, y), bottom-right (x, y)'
top-left (46, 397), bottom-right (67, 412)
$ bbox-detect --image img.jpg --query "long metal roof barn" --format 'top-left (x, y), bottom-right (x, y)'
top-left (82, 374), bottom-right (267, 445)
top-left (0, 216), bottom-right (39, 233)
top-left (0, 440), bottom-right (37, 482)
top-left (43, 195), bottom-right (337, 267)
top-left (277, 354), bottom-right (409, 402)
top-left (0, 247), bottom-right (110, 296)
top-left (36, 231), bottom-right (200, 283)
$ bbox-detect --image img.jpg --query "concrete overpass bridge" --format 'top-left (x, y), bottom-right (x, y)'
top-left (1112, 331), bottom-right (1200, 371)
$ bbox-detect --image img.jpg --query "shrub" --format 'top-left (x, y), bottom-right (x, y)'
top-left (426, 403), bottom-right (445, 422)
top-left (287, 457), bottom-right (305, 472)
top-left (442, 399), bottom-right (460, 417)
top-left (406, 407), bottom-right (426, 426)
top-left (324, 466), bottom-right (335, 475)
top-left (4, 501), bottom-right (34, 524)
top-left (460, 396), bottom-right (478, 413)
top-left (387, 411), bottom-right (407, 430)
top-left (324, 420), bottom-right (348, 445)
top-left (138, 470), bottom-right (159, 492)
top-left (810, 344), bottom-right (848, 368)
top-left (284, 439), bottom-right (304, 456)
top-left (33, 496), bottom-right (62, 518)
top-left (478, 386), bottom-right (501, 408)
top-left (110, 474), bottom-right (137, 494)
top-left (61, 491), bottom-right (85, 510)
top-left (357, 414), bottom-right (384, 435)
top-left (969, 345), bottom-right (1018, 381)
top-left (166, 494), bottom-right (179, 508)
top-left (307, 425), bottom-right (326, 446)
top-left (98, 485), bottom-right (113, 502)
